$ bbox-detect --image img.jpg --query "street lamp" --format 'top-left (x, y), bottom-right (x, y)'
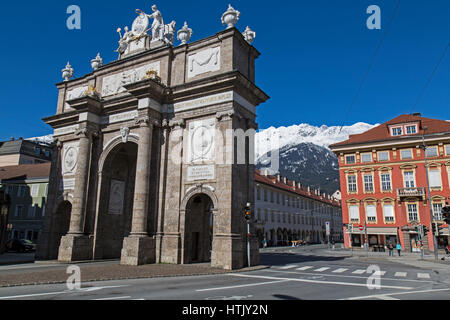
top-left (421, 126), bottom-right (439, 261)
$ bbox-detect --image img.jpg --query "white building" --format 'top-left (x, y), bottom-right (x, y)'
top-left (254, 170), bottom-right (343, 247)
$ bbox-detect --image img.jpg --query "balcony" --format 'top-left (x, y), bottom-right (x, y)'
top-left (396, 187), bottom-right (426, 202)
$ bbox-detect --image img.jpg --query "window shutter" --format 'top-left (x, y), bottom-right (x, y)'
top-left (349, 206), bottom-right (359, 220)
top-left (366, 205), bottom-right (376, 218)
top-left (429, 170), bottom-right (441, 187)
top-left (383, 204), bottom-right (394, 217)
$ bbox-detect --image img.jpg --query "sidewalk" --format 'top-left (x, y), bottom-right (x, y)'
top-left (0, 252), bottom-right (35, 266)
top-left (0, 261), bottom-right (269, 288)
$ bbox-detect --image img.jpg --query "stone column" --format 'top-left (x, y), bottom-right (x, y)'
top-left (58, 128), bottom-right (96, 262)
top-left (120, 116), bottom-right (156, 266)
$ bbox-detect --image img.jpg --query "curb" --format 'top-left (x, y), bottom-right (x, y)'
top-left (0, 265), bottom-right (270, 288)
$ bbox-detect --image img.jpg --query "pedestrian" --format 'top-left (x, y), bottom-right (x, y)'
top-left (262, 238), bottom-right (267, 249)
top-left (331, 239), bottom-right (335, 250)
top-left (388, 242), bottom-right (394, 256)
top-left (396, 242), bottom-right (402, 256)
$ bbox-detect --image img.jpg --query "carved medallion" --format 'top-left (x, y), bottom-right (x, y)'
top-left (63, 146), bottom-right (78, 174)
top-left (189, 119), bottom-right (215, 163)
top-left (132, 13), bottom-right (149, 35)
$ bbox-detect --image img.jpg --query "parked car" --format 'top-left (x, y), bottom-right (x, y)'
top-left (5, 239), bottom-right (36, 252)
top-left (445, 245), bottom-right (450, 255)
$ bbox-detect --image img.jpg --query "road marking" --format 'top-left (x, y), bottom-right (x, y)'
top-left (332, 268), bottom-right (348, 273)
top-left (279, 265), bottom-right (298, 270)
top-left (352, 269), bottom-right (366, 274)
top-left (0, 264), bottom-right (60, 271)
top-left (417, 273), bottom-right (430, 279)
top-left (375, 295), bottom-right (400, 300)
top-left (296, 266), bottom-right (313, 271)
top-left (196, 280), bottom-right (290, 292)
top-left (374, 271), bottom-right (386, 276)
top-left (342, 288), bottom-right (450, 300)
top-left (314, 267), bottom-right (330, 272)
top-left (229, 273), bottom-right (413, 290)
top-left (394, 272), bottom-right (407, 277)
top-left (263, 269), bottom-right (433, 284)
top-left (0, 291), bottom-right (67, 300)
top-left (93, 296), bottom-right (131, 300)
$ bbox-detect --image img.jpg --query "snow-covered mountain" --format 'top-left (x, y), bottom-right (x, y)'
top-left (255, 122), bottom-right (377, 194)
top-left (255, 122), bottom-right (377, 161)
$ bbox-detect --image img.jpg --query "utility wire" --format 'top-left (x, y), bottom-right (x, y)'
top-left (338, 0), bottom-right (401, 134)
top-left (408, 42), bottom-right (450, 118)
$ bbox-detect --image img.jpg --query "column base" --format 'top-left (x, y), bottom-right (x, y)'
top-left (58, 234), bottom-right (93, 262)
top-left (120, 236), bottom-right (156, 266)
top-left (157, 233), bottom-right (182, 264)
top-left (212, 233), bottom-right (259, 270)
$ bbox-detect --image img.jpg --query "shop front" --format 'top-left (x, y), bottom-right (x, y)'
top-left (349, 227), bottom-right (398, 250)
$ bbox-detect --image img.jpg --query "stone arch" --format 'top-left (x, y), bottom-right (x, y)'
top-left (182, 193), bottom-right (216, 264)
top-left (181, 185), bottom-right (219, 210)
top-left (94, 141), bottom-right (139, 259)
top-left (98, 134), bottom-right (140, 174)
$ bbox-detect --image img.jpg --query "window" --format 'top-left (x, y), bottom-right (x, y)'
top-left (378, 151), bottom-right (389, 161)
top-left (446, 145), bottom-right (450, 156)
top-left (404, 171), bottom-right (415, 188)
top-left (407, 204), bottom-right (419, 221)
top-left (433, 203), bottom-right (443, 221)
top-left (264, 189), bottom-right (268, 201)
top-left (364, 175), bottom-right (374, 192)
top-left (15, 205), bottom-right (23, 217)
top-left (31, 184), bottom-right (39, 197)
top-left (271, 211), bottom-right (275, 222)
top-left (429, 169), bottom-right (442, 188)
top-left (366, 205), bottom-right (377, 222)
top-left (42, 204), bottom-right (46, 217)
top-left (44, 150), bottom-right (50, 157)
top-left (35, 147), bottom-right (41, 155)
top-left (392, 127), bottom-right (403, 136)
top-left (28, 205), bottom-right (36, 218)
top-left (277, 192), bottom-right (280, 204)
top-left (347, 175), bottom-right (357, 192)
top-left (401, 149), bottom-right (413, 159)
top-left (381, 173), bottom-right (392, 191)
top-left (256, 187), bottom-right (261, 200)
top-left (270, 190), bottom-right (274, 203)
top-left (425, 146), bottom-right (438, 157)
top-left (383, 204), bottom-right (395, 222)
top-left (345, 155), bottom-right (356, 164)
top-left (406, 125), bottom-right (417, 134)
top-left (349, 205), bottom-right (359, 222)
top-left (277, 212), bottom-right (281, 223)
top-left (361, 153), bottom-right (372, 163)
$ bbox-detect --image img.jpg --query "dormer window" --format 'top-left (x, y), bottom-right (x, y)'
top-left (392, 127), bottom-right (403, 136)
top-left (406, 125), bottom-right (417, 134)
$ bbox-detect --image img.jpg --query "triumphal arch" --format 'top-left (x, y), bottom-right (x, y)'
top-left (36, 4), bottom-right (268, 270)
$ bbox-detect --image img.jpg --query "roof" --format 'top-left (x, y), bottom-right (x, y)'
top-left (255, 170), bottom-right (341, 207)
top-left (0, 139), bottom-right (52, 160)
top-left (329, 114), bottom-right (450, 148)
top-left (0, 163), bottom-right (51, 181)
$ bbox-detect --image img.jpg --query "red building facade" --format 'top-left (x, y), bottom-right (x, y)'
top-left (330, 114), bottom-right (450, 252)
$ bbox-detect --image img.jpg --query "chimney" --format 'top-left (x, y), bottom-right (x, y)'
top-left (264, 169), bottom-right (268, 177)
top-left (292, 180), bottom-right (296, 188)
top-left (298, 182), bottom-right (302, 189)
top-left (307, 186), bottom-right (311, 193)
top-left (283, 177), bottom-right (287, 184)
top-left (277, 174), bottom-right (280, 182)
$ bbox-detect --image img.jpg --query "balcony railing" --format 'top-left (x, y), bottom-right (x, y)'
top-left (396, 187), bottom-right (426, 200)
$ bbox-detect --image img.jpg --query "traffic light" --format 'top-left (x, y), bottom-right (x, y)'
top-left (442, 202), bottom-right (450, 224)
top-left (244, 203), bottom-right (252, 221)
top-left (432, 223), bottom-right (437, 235)
top-left (423, 225), bottom-right (429, 236)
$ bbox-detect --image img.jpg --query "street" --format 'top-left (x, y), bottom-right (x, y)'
top-left (0, 245), bottom-right (449, 300)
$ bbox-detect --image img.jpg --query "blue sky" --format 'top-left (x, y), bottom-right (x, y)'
top-left (0, 0), bottom-right (449, 140)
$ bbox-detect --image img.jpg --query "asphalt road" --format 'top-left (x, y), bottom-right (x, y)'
top-left (0, 246), bottom-right (449, 301)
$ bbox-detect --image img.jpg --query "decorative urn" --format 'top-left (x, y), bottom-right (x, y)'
top-left (242, 26), bottom-right (256, 45)
top-left (221, 4), bottom-right (240, 29)
top-left (91, 53), bottom-right (103, 70)
top-left (62, 62), bottom-right (74, 81)
top-left (177, 22), bottom-right (193, 45)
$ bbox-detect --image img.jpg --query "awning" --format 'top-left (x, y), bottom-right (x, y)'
top-left (350, 227), bottom-right (398, 235)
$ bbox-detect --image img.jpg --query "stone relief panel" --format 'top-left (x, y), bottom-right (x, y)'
top-left (62, 142), bottom-right (79, 175)
top-left (188, 118), bottom-right (216, 163)
top-left (187, 165), bottom-right (215, 182)
top-left (108, 180), bottom-right (126, 215)
top-left (65, 86), bottom-right (89, 109)
top-left (101, 61), bottom-right (160, 97)
top-left (188, 47), bottom-right (220, 78)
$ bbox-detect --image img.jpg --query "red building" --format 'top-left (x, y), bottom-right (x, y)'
top-left (330, 114), bottom-right (450, 252)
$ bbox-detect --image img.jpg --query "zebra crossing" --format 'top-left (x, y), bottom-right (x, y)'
top-left (273, 264), bottom-right (432, 280)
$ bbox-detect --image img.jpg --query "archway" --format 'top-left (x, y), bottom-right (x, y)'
top-left (184, 193), bottom-right (214, 264)
top-left (95, 142), bottom-right (138, 259)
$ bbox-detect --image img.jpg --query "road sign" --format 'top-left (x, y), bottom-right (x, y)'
top-left (325, 222), bottom-right (330, 236)
top-left (358, 225), bottom-right (364, 231)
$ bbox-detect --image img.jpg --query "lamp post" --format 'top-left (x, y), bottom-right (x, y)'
top-left (421, 126), bottom-right (439, 261)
